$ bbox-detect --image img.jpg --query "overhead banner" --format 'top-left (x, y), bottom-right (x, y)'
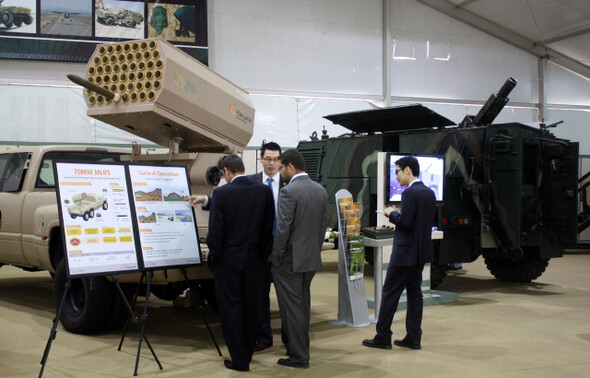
top-left (0, 0), bottom-right (207, 63)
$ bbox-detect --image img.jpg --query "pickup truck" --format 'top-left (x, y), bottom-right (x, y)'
top-left (0, 145), bottom-right (214, 334)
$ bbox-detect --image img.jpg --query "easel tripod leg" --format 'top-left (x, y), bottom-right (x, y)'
top-left (39, 279), bottom-right (71, 378)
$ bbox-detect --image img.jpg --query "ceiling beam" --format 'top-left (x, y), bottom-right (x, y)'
top-left (456, 0), bottom-right (481, 8)
top-left (415, 0), bottom-right (590, 80)
top-left (540, 26), bottom-right (590, 45)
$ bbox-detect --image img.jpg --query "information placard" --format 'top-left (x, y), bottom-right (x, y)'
top-left (128, 164), bottom-right (201, 269)
top-left (55, 162), bottom-right (140, 277)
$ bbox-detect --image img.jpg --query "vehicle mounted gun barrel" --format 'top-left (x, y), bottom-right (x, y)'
top-left (67, 74), bottom-right (122, 102)
top-left (472, 77), bottom-right (517, 126)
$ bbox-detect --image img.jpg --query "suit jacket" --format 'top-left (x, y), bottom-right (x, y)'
top-left (272, 174), bottom-right (328, 272)
top-left (206, 176), bottom-right (275, 270)
top-left (388, 181), bottom-right (436, 266)
top-left (248, 171), bottom-right (285, 204)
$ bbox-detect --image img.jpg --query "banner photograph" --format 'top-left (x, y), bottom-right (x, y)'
top-left (0, 0), bottom-right (207, 63)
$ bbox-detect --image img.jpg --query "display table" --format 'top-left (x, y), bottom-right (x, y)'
top-left (364, 230), bottom-right (444, 321)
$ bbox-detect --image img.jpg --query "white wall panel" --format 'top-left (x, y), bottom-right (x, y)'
top-left (210, 0), bottom-right (382, 96)
top-left (547, 109), bottom-right (590, 154)
top-left (388, 0), bottom-right (537, 103)
top-left (546, 62), bottom-right (590, 105)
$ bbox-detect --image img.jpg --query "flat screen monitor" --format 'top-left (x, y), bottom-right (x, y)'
top-left (387, 153), bottom-right (445, 203)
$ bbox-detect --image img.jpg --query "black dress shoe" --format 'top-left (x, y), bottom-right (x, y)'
top-left (362, 336), bottom-right (392, 350)
top-left (394, 337), bottom-right (421, 350)
top-left (277, 358), bottom-right (309, 369)
top-left (224, 360), bottom-right (249, 371)
top-left (253, 341), bottom-right (272, 352)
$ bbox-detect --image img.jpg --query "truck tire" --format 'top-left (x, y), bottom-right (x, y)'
top-left (484, 248), bottom-right (549, 282)
top-left (103, 282), bottom-right (134, 331)
top-left (430, 241), bottom-right (448, 288)
top-left (151, 282), bottom-right (187, 301)
top-left (89, 209), bottom-right (95, 218)
top-left (83, 211), bottom-right (90, 221)
top-left (105, 17), bottom-right (114, 25)
top-left (53, 259), bottom-right (112, 334)
top-left (102, 201), bottom-right (108, 210)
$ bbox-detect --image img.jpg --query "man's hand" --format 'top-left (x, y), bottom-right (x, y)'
top-left (383, 205), bottom-right (398, 217)
top-left (189, 194), bottom-right (207, 207)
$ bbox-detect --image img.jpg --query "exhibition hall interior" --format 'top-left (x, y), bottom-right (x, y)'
top-left (1, 0), bottom-right (590, 376)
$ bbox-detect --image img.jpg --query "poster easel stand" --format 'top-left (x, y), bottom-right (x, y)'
top-left (179, 268), bottom-right (222, 357)
top-left (116, 271), bottom-right (163, 376)
top-left (38, 279), bottom-right (71, 378)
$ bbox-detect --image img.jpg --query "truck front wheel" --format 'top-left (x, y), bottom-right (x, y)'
top-left (53, 259), bottom-right (112, 334)
top-left (484, 247), bottom-right (549, 282)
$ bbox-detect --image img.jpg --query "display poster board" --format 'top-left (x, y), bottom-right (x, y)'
top-left (55, 161), bottom-right (140, 277)
top-left (54, 161), bottom-right (202, 277)
top-left (128, 164), bottom-right (201, 269)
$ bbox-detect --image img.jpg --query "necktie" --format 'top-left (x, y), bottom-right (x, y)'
top-left (267, 177), bottom-right (276, 233)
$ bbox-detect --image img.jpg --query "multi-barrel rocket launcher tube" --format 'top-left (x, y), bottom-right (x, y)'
top-left (70, 37), bottom-right (255, 155)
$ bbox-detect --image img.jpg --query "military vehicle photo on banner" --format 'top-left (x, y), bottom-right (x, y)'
top-left (0, 0), bottom-right (207, 63)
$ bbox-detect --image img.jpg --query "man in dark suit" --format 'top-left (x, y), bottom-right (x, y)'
top-left (249, 142), bottom-right (286, 351)
top-left (206, 154), bottom-right (274, 371)
top-left (271, 149), bottom-right (328, 369)
top-left (363, 156), bottom-right (436, 351)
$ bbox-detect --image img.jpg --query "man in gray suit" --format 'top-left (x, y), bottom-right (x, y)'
top-left (270, 149), bottom-right (328, 369)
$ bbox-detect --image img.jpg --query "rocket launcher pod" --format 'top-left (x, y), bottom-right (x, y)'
top-left (80, 38), bottom-right (254, 153)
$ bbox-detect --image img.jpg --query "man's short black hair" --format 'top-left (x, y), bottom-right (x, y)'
top-left (218, 154), bottom-right (245, 174)
top-left (280, 149), bottom-right (305, 171)
top-left (261, 141), bottom-right (281, 157)
top-left (396, 156), bottom-right (420, 177)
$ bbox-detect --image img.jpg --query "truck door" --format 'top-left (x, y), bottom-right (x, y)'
top-left (486, 130), bottom-right (522, 249)
top-left (0, 152), bottom-right (30, 265)
top-left (542, 141), bottom-right (579, 245)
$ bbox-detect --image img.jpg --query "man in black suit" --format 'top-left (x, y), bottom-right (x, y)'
top-left (206, 155), bottom-right (274, 371)
top-left (363, 156), bottom-right (436, 351)
top-left (249, 142), bottom-right (286, 351)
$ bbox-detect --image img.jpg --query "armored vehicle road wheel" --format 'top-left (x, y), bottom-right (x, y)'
top-left (105, 16), bottom-right (114, 25)
top-left (1, 11), bottom-right (14, 28)
top-left (83, 211), bottom-right (90, 221)
top-left (484, 247), bottom-right (549, 282)
top-left (89, 209), bottom-right (95, 218)
top-left (22, 14), bottom-right (32, 25)
top-left (13, 17), bottom-right (22, 27)
top-left (53, 259), bottom-right (113, 334)
top-left (102, 201), bottom-right (108, 210)
top-left (70, 214), bottom-right (77, 219)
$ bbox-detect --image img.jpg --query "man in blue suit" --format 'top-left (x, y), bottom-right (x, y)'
top-left (249, 142), bottom-right (286, 351)
top-left (363, 156), bottom-right (436, 351)
top-left (206, 155), bottom-right (274, 371)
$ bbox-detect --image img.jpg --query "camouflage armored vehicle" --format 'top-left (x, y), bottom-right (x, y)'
top-left (298, 78), bottom-right (587, 287)
top-left (96, 7), bottom-right (144, 28)
top-left (0, 1), bottom-right (33, 29)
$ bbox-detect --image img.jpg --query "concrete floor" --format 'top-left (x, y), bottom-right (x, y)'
top-left (1, 249), bottom-right (590, 377)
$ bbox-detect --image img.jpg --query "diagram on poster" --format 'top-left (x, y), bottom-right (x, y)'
top-left (55, 162), bottom-right (140, 276)
top-left (128, 165), bottom-right (201, 269)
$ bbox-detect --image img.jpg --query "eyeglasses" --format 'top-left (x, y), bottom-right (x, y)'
top-left (395, 168), bottom-right (402, 175)
top-left (263, 157), bottom-right (280, 163)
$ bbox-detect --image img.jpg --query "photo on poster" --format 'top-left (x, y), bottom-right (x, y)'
top-left (54, 161), bottom-right (140, 277)
top-left (147, 2), bottom-right (196, 43)
top-left (40, 0), bottom-right (92, 37)
top-left (128, 164), bottom-right (201, 269)
top-left (95, 0), bottom-right (144, 39)
top-left (0, 0), bottom-right (36, 33)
